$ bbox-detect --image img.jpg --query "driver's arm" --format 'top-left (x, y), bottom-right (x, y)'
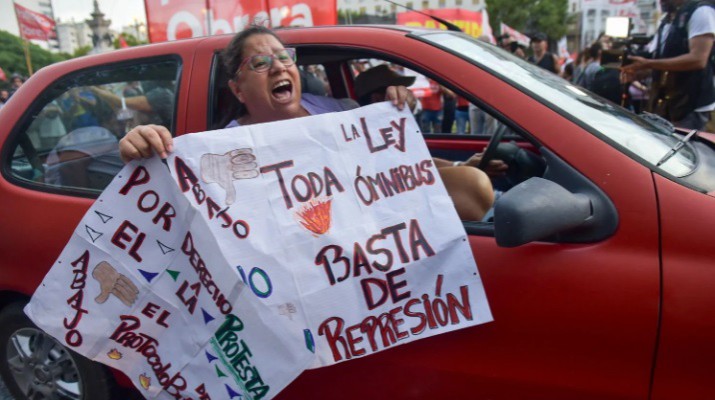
top-left (433, 157), bottom-right (458, 168)
top-left (433, 154), bottom-right (508, 177)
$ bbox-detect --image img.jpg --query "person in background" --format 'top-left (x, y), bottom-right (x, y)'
top-left (498, 34), bottom-right (527, 59)
top-left (528, 32), bottom-right (559, 74)
top-left (300, 66), bottom-right (327, 96)
top-left (0, 90), bottom-right (9, 110)
top-left (122, 81), bottom-right (143, 97)
top-left (561, 61), bottom-right (575, 82)
top-left (90, 81), bottom-right (175, 128)
top-left (420, 78), bottom-right (443, 133)
top-left (441, 86), bottom-right (457, 133)
top-left (8, 74), bottom-right (24, 98)
top-left (455, 96), bottom-right (470, 134)
top-left (596, 32), bottom-right (613, 51)
top-left (497, 34), bottom-right (512, 51)
top-left (622, 0), bottom-right (715, 130)
top-left (628, 79), bottom-right (650, 113)
top-left (575, 42), bottom-right (602, 89)
top-left (572, 49), bottom-right (588, 84)
top-left (59, 87), bottom-right (101, 130)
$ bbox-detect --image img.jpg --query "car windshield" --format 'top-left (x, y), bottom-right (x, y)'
top-left (418, 31), bottom-right (696, 178)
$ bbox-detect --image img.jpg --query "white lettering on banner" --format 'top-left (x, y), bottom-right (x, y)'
top-left (165, 4), bottom-right (314, 40)
top-left (272, 4), bottom-right (314, 27)
top-left (209, 10), bottom-right (233, 36)
top-left (167, 11), bottom-right (204, 41)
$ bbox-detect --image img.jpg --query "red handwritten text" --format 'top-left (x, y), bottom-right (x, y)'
top-left (63, 251), bottom-right (90, 347)
top-left (354, 160), bottom-right (435, 206)
top-left (109, 315), bottom-right (189, 399)
top-left (178, 231), bottom-right (233, 315)
top-left (314, 219), bottom-right (435, 286)
top-left (260, 161), bottom-right (344, 210)
top-left (174, 157), bottom-right (250, 239)
top-left (341, 117), bottom-right (407, 153)
top-left (318, 276), bottom-right (473, 362)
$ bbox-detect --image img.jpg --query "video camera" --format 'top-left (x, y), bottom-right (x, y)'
top-left (600, 17), bottom-right (653, 68)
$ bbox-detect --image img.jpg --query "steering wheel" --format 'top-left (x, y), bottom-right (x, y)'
top-left (477, 123), bottom-right (509, 170)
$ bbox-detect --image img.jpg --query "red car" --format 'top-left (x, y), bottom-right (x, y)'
top-left (1, 25), bottom-right (714, 400)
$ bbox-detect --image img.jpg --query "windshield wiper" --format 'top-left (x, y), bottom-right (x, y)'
top-left (656, 129), bottom-right (698, 167)
top-left (640, 112), bottom-right (675, 133)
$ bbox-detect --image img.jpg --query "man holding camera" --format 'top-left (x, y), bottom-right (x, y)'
top-left (622, 0), bottom-right (715, 130)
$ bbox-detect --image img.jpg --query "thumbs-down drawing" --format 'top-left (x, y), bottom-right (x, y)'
top-left (200, 148), bottom-right (259, 205)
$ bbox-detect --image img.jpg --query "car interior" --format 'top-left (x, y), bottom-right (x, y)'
top-left (7, 59), bottom-right (180, 194)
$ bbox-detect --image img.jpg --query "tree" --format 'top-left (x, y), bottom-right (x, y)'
top-left (0, 30), bottom-right (68, 79)
top-left (487, 0), bottom-right (571, 43)
top-left (72, 45), bottom-right (92, 58)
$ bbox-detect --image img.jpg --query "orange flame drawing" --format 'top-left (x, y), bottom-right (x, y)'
top-left (139, 374), bottom-right (151, 389)
top-left (295, 197), bottom-right (332, 235)
top-left (107, 349), bottom-right (122, 360)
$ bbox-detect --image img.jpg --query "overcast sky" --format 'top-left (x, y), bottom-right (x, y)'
top-left (1, 0), bottom-right (146, 35)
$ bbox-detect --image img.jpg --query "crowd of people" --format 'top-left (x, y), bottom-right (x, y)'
top-left (0, 74), bottom-right (25, 110)
top-left (542, 0), bottom-right (713, 131)
top-left (470, 0), bottom-right (714, 132)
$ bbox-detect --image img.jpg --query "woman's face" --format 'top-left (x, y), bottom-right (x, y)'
top-left (229, 34), bottom-right (303, 123)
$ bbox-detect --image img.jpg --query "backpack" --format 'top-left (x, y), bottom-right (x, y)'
top-left (589, 68), bottom-right (622, 104)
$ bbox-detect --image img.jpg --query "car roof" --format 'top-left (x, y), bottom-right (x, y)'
top-left (31, 24), bottom-right (437, 81)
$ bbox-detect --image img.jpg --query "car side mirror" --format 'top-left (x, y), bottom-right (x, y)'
top-left (493, 177), bottom-right (593, 247)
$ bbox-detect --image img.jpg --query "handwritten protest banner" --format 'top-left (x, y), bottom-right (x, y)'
top-left (26, 102), bottom-right (492, 399)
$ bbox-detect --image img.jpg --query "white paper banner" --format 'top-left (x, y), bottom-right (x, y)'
top-left (26, 102), bottom-right (492, 399)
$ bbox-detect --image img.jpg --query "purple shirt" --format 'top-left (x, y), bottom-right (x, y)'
top-left (225, 93), bottom-right (356, 128)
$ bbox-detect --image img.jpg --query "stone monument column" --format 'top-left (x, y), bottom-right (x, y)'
top-left (86, 0), bottom-right (113, 54)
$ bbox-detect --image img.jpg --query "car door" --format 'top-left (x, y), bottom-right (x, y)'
top-left (651, 174), bottom-right (715, 399)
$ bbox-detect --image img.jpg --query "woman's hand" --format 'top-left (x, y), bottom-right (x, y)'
top-left (384, 85), bottom-right (416, 111)
top-left (119, 124), bottom-right (173, 163)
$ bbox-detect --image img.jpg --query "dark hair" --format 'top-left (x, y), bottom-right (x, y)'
top-left (531, 32), bottom-right (547, 43)
top-left (588, 42), bottom-right (602, 60)
top-left (222, 25), bottom-right (285, 78)
top-left (563, 62), bottom-right (574, 77)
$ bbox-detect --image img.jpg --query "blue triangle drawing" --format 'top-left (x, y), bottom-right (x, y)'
top-left (205, 351), bottom-right (218, 363)
top-left (138, 269), bottom-right (159, 283)
top-left (94, 211), bottom-right (113, 223)
top-left (225, 384), bottom-right (243, 399)
top-left (202, 308), bottom-right (215, 324)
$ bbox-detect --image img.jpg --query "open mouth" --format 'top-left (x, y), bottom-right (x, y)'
top-left (272, 79), bottom-right (293, 102)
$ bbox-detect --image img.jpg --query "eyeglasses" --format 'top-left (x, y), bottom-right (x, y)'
top-left (235, 48), bottom-right (297, 78)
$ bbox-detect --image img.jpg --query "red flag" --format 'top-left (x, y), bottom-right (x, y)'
top-left (14, 2), bottom-right (56, 41)
top-left (119, 35), bottom-right (129, 48)
top-left (0, 67), bottom-right (6, 82)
